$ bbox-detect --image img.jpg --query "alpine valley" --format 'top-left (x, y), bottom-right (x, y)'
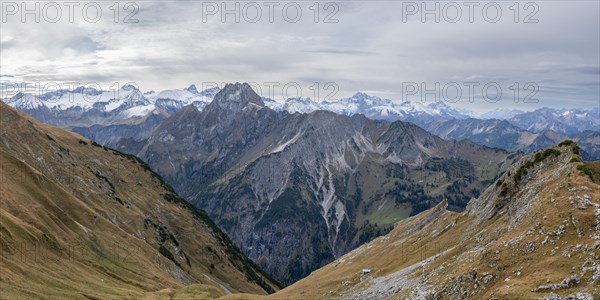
top-left (2, 82), bottom-right (599, 296)
top-left (120, 83), bottom-right (516, 284)
top-left (3, 0), bottom-right (599, 297)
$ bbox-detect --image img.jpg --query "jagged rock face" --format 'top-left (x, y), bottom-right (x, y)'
top-left (128, 83), bottom-right (514, 284)
top-left (273, 143), bottom-right (600, 299)
top-left (207, 82), bottom-right (265, 114)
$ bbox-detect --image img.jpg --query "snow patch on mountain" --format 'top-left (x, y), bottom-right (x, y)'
top-left (6, 93), bottom-right (45, 110)
top-left (5, 84), bottom-right (597, 138)
top-left (479, 108), bottom-right (526, 120)
top-left (270, 130), bottom-right (304, 154)
top-left (265, 92), bottom-right (472, 121)
top-left (3, 84), bottom-right (219, 120)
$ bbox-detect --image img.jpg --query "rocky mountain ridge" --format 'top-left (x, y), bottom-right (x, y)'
top-left (417, 118), bottom-right (600, 160)
top-left (6, 85), bottom-right (597, 160)
top-left (6, 85), bottom-right (596, 135)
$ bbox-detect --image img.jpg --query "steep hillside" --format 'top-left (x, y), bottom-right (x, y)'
top-left (128, 83), bottom-right (515, 284)
top-left (0, 102), bottom-right (279, 299)
top-left (274, 142), bottom-right (599, 299)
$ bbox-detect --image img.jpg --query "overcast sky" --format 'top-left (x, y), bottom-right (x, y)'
top-left (1, 1), bottom-right (599, 113)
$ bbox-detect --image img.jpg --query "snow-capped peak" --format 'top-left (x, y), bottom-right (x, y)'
top-left (6, 92), bottom-right (45, 110)
top-left (478, 108), bottom-right (526, 120)
top-left (351, 92), bottom-right (371, 99)
top-left (72, 86), bottom-right (101, 96)
top-left (185, 84), bottom-right (199, 94)
top-left (198, 86), bottom-right (221, 98)
top-left (274, 92), bottom-right (471, 121)
top-left (121, 84), bottom-right (139, 92)
top-left (4, 85), bottom-right (474, 124)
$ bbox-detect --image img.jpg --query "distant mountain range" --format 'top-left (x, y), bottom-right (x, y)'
top-left (4, 85), bottom-right (473, 129)
top-left (5, 84), bottom-right (598, 159)
top-left (508, 107), bottom-right (599, 135)
top-left (265, 93), bottom-right (598, 137)
top-left (414, 118), bottom-right (600, 160)
top-left (3, 84), bottom-right (216, 128)
top-left (478, 108), bottom-right (526, 120)
top-left (267, 92), bottom-right (472, 122)
top-left (6, 85), bottom-right (598, 133)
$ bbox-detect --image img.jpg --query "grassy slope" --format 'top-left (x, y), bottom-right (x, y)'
top-left (0, 102), bottom-right (279, 299)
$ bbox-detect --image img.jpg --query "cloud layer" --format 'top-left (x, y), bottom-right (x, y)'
top-left (1, 1), bottom-right (598, 112)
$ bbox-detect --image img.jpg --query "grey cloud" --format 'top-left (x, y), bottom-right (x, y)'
top-left (64, 36), bottom-right (105, 53)
top-left (0, 0), bottom-right (598, 113)
top-left (558, 65), bottom-right (599, 75)
top-left (304, 48), bottom-right (375, 55)
top-left (573, 81), bottom-right (600, 87)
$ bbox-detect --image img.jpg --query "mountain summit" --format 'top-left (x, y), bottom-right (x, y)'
top-left (209, 82), bottom-right (265, 113)
top-left (185, 84), bottom-right (199, 94)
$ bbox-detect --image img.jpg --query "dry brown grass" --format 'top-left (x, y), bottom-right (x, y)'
top-left (0, 102), bottom-right (278, 299)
